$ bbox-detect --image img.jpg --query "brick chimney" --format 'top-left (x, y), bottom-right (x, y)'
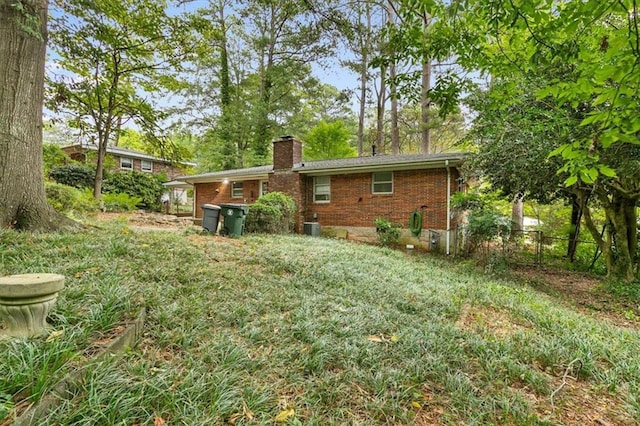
top-left (273, 135), bottom-right (302, 171)
top-left (269, 136), bottom-right (305, 232)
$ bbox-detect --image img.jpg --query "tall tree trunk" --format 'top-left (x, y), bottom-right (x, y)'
top-left (580, 188), bottom-right (638, 282)
top-left (421, 14), bottom-right (431, 154)
top-left (606, 195), bottom-right (637, 282)
top-left (421, 60), bottom-right (431, 154)
top-left (113, 115), bottom-right (123, 146)
top-left (357, 63), bottom-right (367, 156)
top-left (0, 0), bottom-right (73, 230)
top-left (390, 61), bottom-right (399, 154)
top-left (511, 193), bottom-right (524, 236)
top-left (567, 193), bottom-right (583, 262)
top-left (376, 63), bottom-right (386, 154)
top-left (387, 3), bottom-right (399, 155)
top-left (93, 51), bottom-right (120, 200)
top-left (217, 0), bottom-right (236, 169)
top-left (94, 130), bottom-right (106, 199)
top-left (218, 0), bottom-right (230, 109)
top-left (356, 6), bottom-right (371, 157)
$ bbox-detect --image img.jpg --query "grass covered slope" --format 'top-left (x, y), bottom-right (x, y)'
top-left (1, 228), bottom-right (639, 425)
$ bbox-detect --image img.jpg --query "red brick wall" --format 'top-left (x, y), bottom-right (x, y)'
top-left (194, 168), bottom-right (461, 232)
top-left (268, 171), bottom-right (306, 232)
top-left (114, 157), bottom-right (186, 180)
top-left (194, 180), bottom-right (261, 218)
top-left (303, 168), bottom-right (460, 230)
top-left (61, 147), bottom-right (186, 180)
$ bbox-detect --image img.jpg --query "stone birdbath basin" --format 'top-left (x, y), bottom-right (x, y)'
top-left (0, 273), bottom-right (65, 337)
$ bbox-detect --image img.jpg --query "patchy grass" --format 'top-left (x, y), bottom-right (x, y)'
top-left (1, 224), bottom-right (639, 425)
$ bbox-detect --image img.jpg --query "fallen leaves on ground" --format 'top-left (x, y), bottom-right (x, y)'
top-left (275, 408), bottom-right (295, 423)
top-left (367, 333), bottom-right (398, 343)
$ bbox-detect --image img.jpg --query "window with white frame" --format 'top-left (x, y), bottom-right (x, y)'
top-left (120, 157), bottom-right (133, 170)
top-left (231, 181), bottom-right (243, 198)
top-left (141, 159), bottom-right (153, 172)
top-left (372, 172), bottom-right (393, 194)
top-left (313, 176), bottom-right (331, 203)
top-left (260, 180), bottom-right (268, 197)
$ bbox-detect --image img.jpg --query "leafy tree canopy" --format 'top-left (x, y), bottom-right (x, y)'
top-left (303, 120), bottom-right (357, 161)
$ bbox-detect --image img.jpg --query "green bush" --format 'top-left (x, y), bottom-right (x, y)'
top-left (103, 171), bottom-right (166, 211)
top-left (102, 192), bottom-right (143, 212)
top-left (245, 192), bottom-right (297, 234)
top-left (45, 182), bottom-right (99, 214)
top-left (49, 164), bottom-right (95, 189)
top-left (466, 209), bottom-right (511, 254)
top-left (451, 191), bottom-right (486, 211)
top-left (43, 143), bottom-right (72, 174)
top-left (375, 217), bottom-right (402, 247)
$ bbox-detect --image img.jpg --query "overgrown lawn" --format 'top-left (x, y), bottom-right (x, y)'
top-left (1, 225), bottom-right (639, 425)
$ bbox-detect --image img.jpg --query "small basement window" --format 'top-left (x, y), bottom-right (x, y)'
top-left (231, 181), bottom-right (243, 198)
top-left (313, 176), bottom-right (330, 203)
top-left (141, 159), bottom-right (153, 172)
top-left (372, 172), bottom-right (393, 194)
top-left (120, 157), bottom-right (133, 170)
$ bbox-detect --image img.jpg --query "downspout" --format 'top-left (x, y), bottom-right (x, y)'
top-left (445, 160), bottom-right (451, 255)
top-left (192, 185), bottom-right (197, 219)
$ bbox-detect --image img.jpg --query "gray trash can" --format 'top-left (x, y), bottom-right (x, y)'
top-left (201, 204), bottom-right (221, 233)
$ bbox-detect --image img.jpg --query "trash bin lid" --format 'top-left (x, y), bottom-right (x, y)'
top-left (202, 204), bottom-right (221, 210)
top-left (219, 203), bottom-right (250, 214)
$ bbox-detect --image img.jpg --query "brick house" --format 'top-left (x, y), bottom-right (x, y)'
top-left (181, 136), bottom-right (467, 252)
top-left (61, 143), bottom-right (195, 180)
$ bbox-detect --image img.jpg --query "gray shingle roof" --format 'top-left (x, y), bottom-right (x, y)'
top-left (63, 143), bottom-right (197, 166)
top-left (294, 152), bottom-right (468, 172)
top-left (180, 152), bottom-right (469, 183)
top-left (182, 165), bottom-right (272, 183)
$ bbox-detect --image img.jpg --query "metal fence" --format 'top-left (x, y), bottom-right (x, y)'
top-left (452, 227), bottom-right (601, 268)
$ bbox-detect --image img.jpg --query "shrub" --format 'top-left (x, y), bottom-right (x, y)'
top-left (43, 143), bottom-right (72, 174)
top-left (45, 182), bottom-right (99, 214)
top-left (102, 193), bottom-right (143, 212)
top-left (466, 209), bottom-right (511, 254)
top-left (451, 191), bottom-right (486, 211)
top-left (49, 164), bottom-right (96, 189)
top-left (102, 171), bottom-right (166, 211)
top-left (375, 217), bottom-right (402, 247)
top-left (245, 192), bottom-right (297, 234)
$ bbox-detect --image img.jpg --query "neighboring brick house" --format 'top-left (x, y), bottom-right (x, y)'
top-left (61, 143), bottom-right (195, 180)
top-left (181, 136), bottom-right (467, 252)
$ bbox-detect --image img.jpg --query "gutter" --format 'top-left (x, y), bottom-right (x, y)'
top-left (446, 159), bottom-right (451, 255)
top-left (297, 157), bottom-right (467, 176)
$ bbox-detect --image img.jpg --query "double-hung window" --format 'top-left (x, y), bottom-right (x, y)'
top-left (120, 157), bottom-right (133, 170)
top-left (141, 159), bottom-right (153, 172)
top-left (231, 181), bottom-right (243, 198)
top-left (313, 176), bottom-right (330, 203)
top-left (372, 172), bottom-right (393, 194)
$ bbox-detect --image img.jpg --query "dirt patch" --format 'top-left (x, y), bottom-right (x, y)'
top-left (456, 303), bottom-right (532, 338)
top-left (93, 211), bottom-right (195, 231)
top-left (455, 303), bottom-right (636, 425)
top-left (522, 376), bottom-right (635, 426)
top-left (512, 265), bottom-right (639, 330)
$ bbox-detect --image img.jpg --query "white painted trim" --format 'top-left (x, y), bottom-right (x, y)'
top-left (371, 171), bottom-right (394, 194)
top-left (446, 160), bottom-right (451, 255)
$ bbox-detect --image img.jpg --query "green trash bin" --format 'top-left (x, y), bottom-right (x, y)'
top-left (219, 203), bottom-right (250, 237)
